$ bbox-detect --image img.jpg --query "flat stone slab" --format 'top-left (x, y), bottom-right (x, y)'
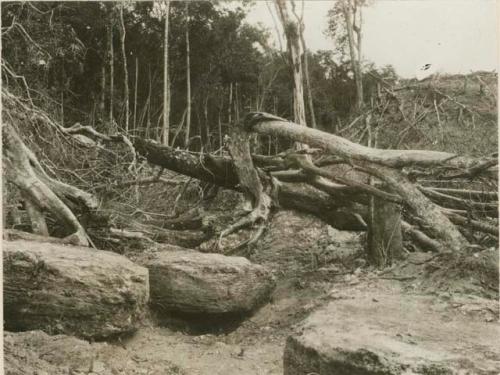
top-left (284, 290), bottom-right (500, 374)
top-left (136, 249), bottom-right (275, 314)
top-left (4, 330), bottom-right (183, 375)
top-left (3, 240), bottom-right (149, 339)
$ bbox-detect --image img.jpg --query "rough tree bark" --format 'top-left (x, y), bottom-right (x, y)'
top-left (367, 186), bottom-right (403, 267)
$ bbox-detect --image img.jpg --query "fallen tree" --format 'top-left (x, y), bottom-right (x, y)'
top-left (132, 112), bottom-right (497, 254)
top-left (3, 88), bottom-right (497, 259)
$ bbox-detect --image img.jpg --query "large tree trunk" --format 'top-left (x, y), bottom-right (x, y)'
top-left (274, 0), bottom-right (307, 128)
top-left (162, 0), bottom-right (171, 146)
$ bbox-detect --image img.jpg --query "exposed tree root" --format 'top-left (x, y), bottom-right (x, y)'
top-left (3, 122), bottom-right (90, 246)
top-left (217, 123), bottom-right (272, 252)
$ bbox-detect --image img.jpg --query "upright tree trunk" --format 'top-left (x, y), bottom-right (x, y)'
top-left (292, 0), bottom-right (317, 128)
top-left (228, 82), bottom-right (233, 124)
top-left (342, 0), bottom-right (363, 112)
top-left (119, 4), bottom-right (129, 133)
top-left (367, 186), bottom-right (403, 267)
top-left (218, 101), bottom-right (223, 154)
top-left (184, 2), bottom-right (192, 148)
top-left (100, 65), bottom-right (106, 122)
top-left (162, 0), bottom-right (171, 146)
top-left (274, 0), bottom-right (307, 128)
top-left (133, 57), bottom-right (138, 131)
top-left (203, 94), bottom-right (210, 151)
top-left (108, 21), bottom-right (115, 131)
top-left (302, 41), bottom-right (317, 129)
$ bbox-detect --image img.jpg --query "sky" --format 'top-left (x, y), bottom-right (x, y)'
top-left (245, 0), bottom-right (498, 78)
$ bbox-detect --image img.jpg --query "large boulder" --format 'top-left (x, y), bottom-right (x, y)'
top-left (284, 290), bottom-right (500, 374)
top-left (135, 248), bottom-right (275, 315)
top-left (3, 240), bottom-right (149, 339)
top-left (4, 330), bottom-right (183, 375)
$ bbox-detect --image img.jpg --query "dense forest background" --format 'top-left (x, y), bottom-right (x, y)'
top-left (5, 1), bottom-right (495, 155)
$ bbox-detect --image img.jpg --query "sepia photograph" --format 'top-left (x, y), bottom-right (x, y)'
top-left (1, 0), bottom-right (499, 373)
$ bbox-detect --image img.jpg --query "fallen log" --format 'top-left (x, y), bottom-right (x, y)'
top-left (3, 240), bottom-right (149, 340)
top-left (135, 248), bottom-right (275, 315)
top-left (133, 139), bottom-right (367, 231)
top-left (243, 112), bottom-right (495, 170)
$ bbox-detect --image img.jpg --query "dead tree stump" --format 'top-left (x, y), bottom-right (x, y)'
top-left (367, 187), bottom-right (403, 267)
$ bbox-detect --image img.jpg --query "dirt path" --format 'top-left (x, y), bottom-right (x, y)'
top-left (124, 327), bottom-right (283, 375)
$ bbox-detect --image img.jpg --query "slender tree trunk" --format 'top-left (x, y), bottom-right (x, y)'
top-left (100, 65), bottom-right (106, 122)
top-left (134, 57), bottom-right (138, 131)
top-left (119, 4), bottom-right (129, 133)
top-left (218, 99), bottom-right (223, 155)
top-left (60, 91), bottom-right (64, 126)
top-left (184, 2), bottom-right (191, 148)
top-left (234, 82), bottom-right (240, 122)
top-left (145, 65), bottom-right (152, 138)
top-left (203, 94), bottom-right (210, 151)
top-left (342, 0), bottom-right (363, 112)
top-left (228, 82), bottom-right (233, 124)
top-left (302, 43), bottom-right (317, 128)
top-left (162, 0), bottom-right (171, 145)
top-left (108, 21), bottom-right (115, 131)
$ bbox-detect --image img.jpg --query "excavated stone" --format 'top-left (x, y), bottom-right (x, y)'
top-left (136, 248), bottom-right (275, 314)
top-left (3, 240), bottom-right (149, 339)
top-left (284, 290), bottom-right (500, 374)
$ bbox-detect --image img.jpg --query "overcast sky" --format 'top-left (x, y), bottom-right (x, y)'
top-left (246, 0), bottom-right (498, 77)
